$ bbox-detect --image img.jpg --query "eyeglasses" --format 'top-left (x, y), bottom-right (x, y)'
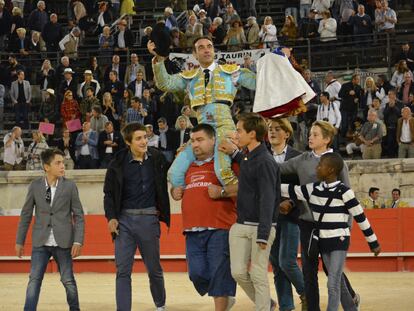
top-left (45, 186), bottom-right (51, 204)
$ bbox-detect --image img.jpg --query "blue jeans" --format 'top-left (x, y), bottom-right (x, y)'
top-left (300, 4), bottom-right (311, 19)
top-left (185, 230), bottom-right (236, 297)
top-left (115, 214), bottom-right (166, 310)
top-left (24, 246), bottom-right (80, 311)
top-left (270, 220), bottom-right (304, 311)
top-left (285, 7), bottom-right (298, 23)
top-left (322, 251), bottom-right (357, 311)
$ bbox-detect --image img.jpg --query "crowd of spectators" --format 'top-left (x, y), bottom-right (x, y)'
top-left (0, 0), bottom-right (413, 171)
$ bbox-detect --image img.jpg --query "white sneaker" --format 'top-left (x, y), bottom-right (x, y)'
top-left (225, 296), bottom-right (236, 311)
top-left (156, 306), bottom-right (166, 311)
top-left (354, 293), bottom-right (361, 311)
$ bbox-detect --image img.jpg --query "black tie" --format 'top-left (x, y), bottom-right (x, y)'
top-left (204, 69), bottom-right (210, 87)
top-left (45, 186), bottom-right (51, 204)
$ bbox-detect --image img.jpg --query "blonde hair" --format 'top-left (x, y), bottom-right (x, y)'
top-left (12, 6), bottom-right (22, 16)
top-left (269, 118), bottom-right (293, 140)
top-left (312, 120), bottom-right (337, 146)
top-left (103, 92), bottom-right (113, 106)
top-left (364, 76), bottom-right (376, 90)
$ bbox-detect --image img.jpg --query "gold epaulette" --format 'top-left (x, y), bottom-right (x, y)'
top-left (219, 63), bottom-right (240, 74)
top-left (179, 68), bottom-right (200, 79)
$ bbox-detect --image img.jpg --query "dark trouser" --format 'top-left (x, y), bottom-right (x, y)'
top-left (270, 219), bottom-right (304, 311)
top-left (385, 127), bottom-right (398, 158)
top-left (78, 155), bottom-right (97, 169)
top-left (185, 230), bottom-right (236, 297)
top-left (299, 220), bottom-right (356, 311)
top-left (100, 153), bottom-right (114, 169)
top-left (340, 110), bottom-right (357, 140)
top-left (24, 246), bottom-right (80, 311)
top-left (115, 214), bottom-right (166, 310)
top-left (15, 102), bottom-right (30, 129)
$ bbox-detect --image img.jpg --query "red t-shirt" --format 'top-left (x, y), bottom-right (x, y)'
top-left (181, 160), bottom-right (237, 231)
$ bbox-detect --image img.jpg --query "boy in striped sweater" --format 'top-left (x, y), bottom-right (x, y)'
top-left (281, 152), bottom-right (381, 311)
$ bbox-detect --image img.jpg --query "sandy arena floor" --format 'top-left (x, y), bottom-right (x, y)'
top-left (0, 272), bottom-right (413, 310)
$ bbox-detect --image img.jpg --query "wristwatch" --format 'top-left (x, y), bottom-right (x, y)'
top-left (220, 187), bottom-right (226, 198)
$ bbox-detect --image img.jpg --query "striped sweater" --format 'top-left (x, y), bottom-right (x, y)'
top-left (281, 180), bottom-right (379, 252)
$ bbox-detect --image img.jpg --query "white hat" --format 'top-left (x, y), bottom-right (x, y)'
top-left (63, 68), bottom-right (74, 74)
top-left (198, 9), bottom-right (207, 15)
top-left (46, 88), bottom-right (55, 95)
top-left (84, 70), bottom-right (93, 75)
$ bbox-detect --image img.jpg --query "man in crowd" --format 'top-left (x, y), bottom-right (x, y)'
top-left (58, 68), bottom-right (78, 104)
top-left (145, 124), bottom-right (159, 148)
top-left (397, 72), bottom-right (414, 105)
top-left (360, 109), bottom-right (383, 159)
top-left (348, 4), bottom-right (373, 42)
top-left (397, 106), bottom-right (414, 158)
top-left (157, 117), bottom-right (178, 164)
top-left (98, 121), bottom-right (124, 168)
top-left (360, 187), bottom-right (385, 209)
top-left (113, 19), bottom-right (134, 63)
top-left (78, 70), bottom-right (100, 99)
top-left (104, 70), bottom-right (124, 107)
top-left (15, 148), bottom-right (84, 311)
top-left (103, 122), bottom-right (170, 311)
top-left (125, 53), bottom-right (146, 86)
top-left (127, 70), bottom-right (148, 100)
top-left (171, 124), bottom-right (237, 311)
top-left (385, 188), bottom-right (409, 208)
top-left (338, 74), bottom-right (363, 141)
top-left (27, 0), bottom-right (48, 33)
top-left (3, 126), bottom-right (25, 171)
top-left (383, 89), bottom-right (402, 158)
top-left (298, 9), bottom-right (319, 40)
top-left (42, 13), bottom-right (64, 52)
top-left (75, 121), bottom-right (99, 169)
top-left (104, 54), bottom-right (126, 83)
top-left (126, 97), bottom-right (148, 124)
top-left (394, 42), bottom-right (414, 71)
top-left (59, 27), bottom-right (81, 60)
top-left (10, 70), bottom-right (31, 129)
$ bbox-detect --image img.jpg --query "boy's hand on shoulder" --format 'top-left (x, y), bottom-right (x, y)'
top-left (372, 245), bottom-right (381, 256)
top-left (279, 199), bottom-right (293, 215)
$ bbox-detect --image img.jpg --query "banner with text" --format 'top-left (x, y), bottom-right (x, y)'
top-left (169, 48), bottom-right (270, 71)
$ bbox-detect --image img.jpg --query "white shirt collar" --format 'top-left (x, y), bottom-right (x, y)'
top-left (312, 148), bottom-right (333, 158)
top-left (45, 177), bottom-right (59, 188)
top-left (272, 144), bottom-right (287, 156)
top-left (200, 62), bottom-right (216, 72)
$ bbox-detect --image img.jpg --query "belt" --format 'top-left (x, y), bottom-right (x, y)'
top-left (122, 208), bottom-right (158, 216)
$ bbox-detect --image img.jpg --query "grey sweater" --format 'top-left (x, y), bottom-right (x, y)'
top-left (278, 150), bottom-right (351, 221)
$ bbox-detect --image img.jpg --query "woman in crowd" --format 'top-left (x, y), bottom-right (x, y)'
top-left (318, 10), bottom-right (337, 43)
top-left (38, 59), bottom-right (56, 94)
top-left (10, 6), bottom-right (24, 42)
top-left (362, 77), bottom-right (378, 119)
top-left (103, 92), bottom-right (120, 130)
top-left (39, 88), bottom-right (56, 123)
top-left (26, 131), bottom-right (49, 171)
top-left (390, 60), bottom-right (412, 91)
top-left (209, 16), bottom-right (226, 46)
top-left (185, 13), bottom-right (203, 50)
top-left (223, 18), bottom-right (246, 51)
top-left (259, 15), bottom-right (278, 48)
top-left (90, 56), bottom-right (103, 83)
top-left (117, 89), bottom-right (133, 128)
top-left (60, 90), bottom-right (81, 125)
top-left (280, 15), bottom-right (298, 45)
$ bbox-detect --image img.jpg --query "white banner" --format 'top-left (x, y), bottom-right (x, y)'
top-left (169, 48), bottom-right (270, 71)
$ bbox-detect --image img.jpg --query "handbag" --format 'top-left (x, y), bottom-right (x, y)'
top-left (307, 188), bottom-right (338, 258)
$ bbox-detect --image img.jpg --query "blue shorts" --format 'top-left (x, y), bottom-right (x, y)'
top-left (185, 229), bottom-right (236, 297)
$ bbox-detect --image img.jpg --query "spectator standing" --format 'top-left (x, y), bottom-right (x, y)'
top-left (397, 72), bottom-right (414, 105)
top-left (3, 126), bottom-right (25, 171)
top-left (390, 60), bottom-right (412, 91)
top-left (113, 19), bottom-right (134, 62)
top-left (157, 117), bottom-right (177, 164)
top-left (348, 4), bottom-right (373, 42)
top-left (38, 59), bottom-right (56, 93)
top-left (185, 14), bottom-right (203, 49)
top-left (75, 121), bottom-right (99, 169)
top-left (198, 9), bottom-right (212, 36)
top-left (298, 9), bottom-right (319, 40)
top-left (146, 124), bottom-right (159, 148)
top-left (11, 27), bottom-right (29, 57)
top-left (103, 122), bottom-right (170, 311)
top-left (396, 107), bottom-right (414, 158)
top-left (376, 74), bottom-right (392, 109)
top-left (78, 70), bottom-right (101, 99)
top-left (39, 88), bottom-right (56, 123)
top-left (6, 55), bottom-right (25, 89)
top-left (56, 128), bottom-right (76, 170)
top-left (59, 27), bottom-right (81, 60)
top-left (280, 15), bottom-right (298, 45)
top-left (127, 69), bottom-right (148, 100)
top-left (259, 16), bottom-right (278, 48)
top-left (104, 54), bottom-right (126, 84)
top-left (318, 10), bottom-right (337, 42)
top-left (198, 0), bottom-right (219, 20)
top-left (126, 97), bottom-right (147, 125)
top-left (117, 89), bottom-right (133, 127)
top-left (98, 121), bottom-right (124, 168)
top-left (10, 70), bottom-right (31, 129)
top-left (383, 89), bottom-right (402, 157)
top-left (362, 77), bottom-right (377, 115)
top-left (103, 92), bottom-right (121, 130)
top-left (245, 16), bottom-right (260, 49)
top-left (360, 109), bottom-right (383, 159)
top-left (10, 6), bottom-right (24, 43)
top-left (26, 131), bottom-right (49, 170)
top-left (300, 0), bottom-right (313, 19)
top-left (175, 116), bottom-right (191, 148)
top-left (104, 70), bottom-right (124, 107)
top-left (42, 13), bottom-right (63, 52)
top-left (125, 53), bottom-right (146, 86)
top-left (223, 19), bottom-right (246, 51)
top-left (317, 92), bottom-right (342, 131)
top-left (394, 42), bottom-right (414, 71)
top-left (95, 1), bottom-right (113, 34)
top-left (54, 56), bottom-right (71, 91)
top-left (222, 3), bottom-right (240, 31)
top-left (141, 88), bottom-right (156, 126)
top-left (15, 148), bottom-right (85, 311)
top-left (311, 0), bottom-right (331, 20)
top-left (27, 0), bottom-right (48, 33)
top-left (98, 26), bottom-right (114, 66)
top-left (360, 187), bottom-right (385, 209)
top-left (376, 0), bottom-right (397, 33)
top-left (285, 1), bottom-right (299, 23)
top-left (60, 90), bottom-right (81, 126)
top-left (164, 7), bottom-right (178, 30)
top-left (58, 68), bottom-right (78, 105)
top-left (90, 105), bottom-right (109, 134)
top-left (338, 74), bottom-right (363, 141)
top-left (80, 87), bottom-right (99, 122)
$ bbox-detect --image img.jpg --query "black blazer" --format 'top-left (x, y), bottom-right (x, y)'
top-left (104, 64), bottom-right (126, 83)
top-left (58, 78), bottom-right (78, 102)
top-left (103, 147), bottom-right (171, 227)
top-left (127, 79), bottom-right (149, 97)
top-left (37, 69), bottom-right (56, 90)
top-left (157, 128), bottom-right (178, 151)
top-left (55, 137), bottom-right (76, 162)
top-left (177, 128), bottom-right (191, 146)
top-left (98, 130), bottom-right (124, 160)
top-left (113, 29), bottom-right (134, 49)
